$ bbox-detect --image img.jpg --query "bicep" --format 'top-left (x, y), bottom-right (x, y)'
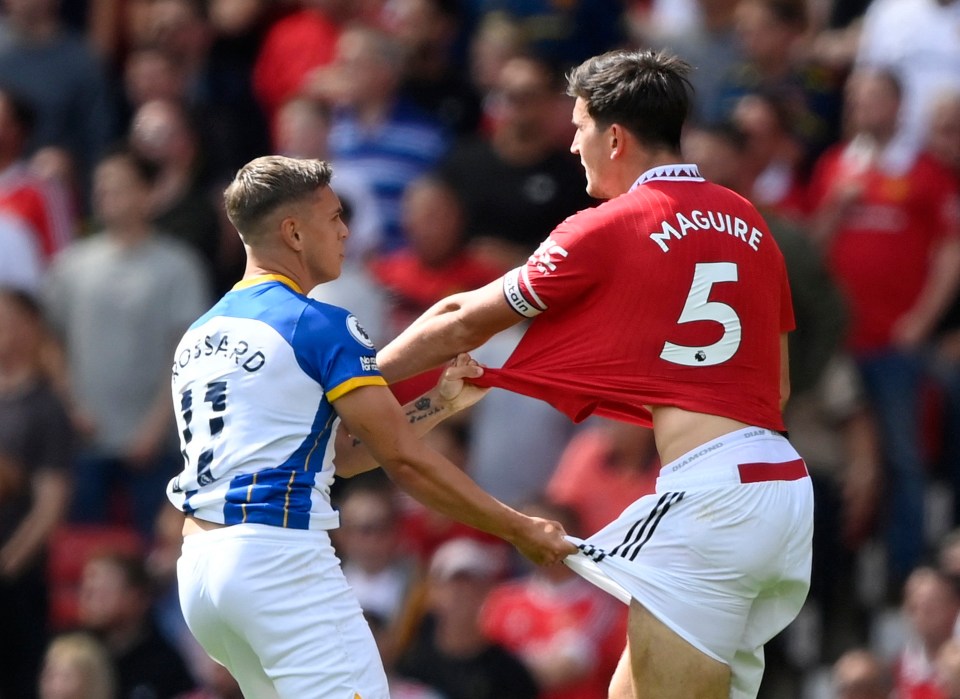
top-left (332, 385), bottom-right (417, 466)
top-left (457, 279), bottom-right (526, 340)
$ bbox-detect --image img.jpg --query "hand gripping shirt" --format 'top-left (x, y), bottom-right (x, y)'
top-left (166, 275), bottom-right (386, 529)
top-left (476, 165), bottom-right (794, 431)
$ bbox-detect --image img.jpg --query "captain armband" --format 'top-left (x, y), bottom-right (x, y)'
top-left (502, 268), bottom-right (545, 318)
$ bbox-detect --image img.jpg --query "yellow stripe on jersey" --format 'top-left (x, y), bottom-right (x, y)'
top-left (326, 376), bottom-right (387, 402)
top-left (232, 274), bottom-right (304, 295)
top-left (303, 413), bottom-right (337, 472)
top-left (242, 472), bottom-right (259, 523)
top-left (282, 470), bottom-right (297, 528)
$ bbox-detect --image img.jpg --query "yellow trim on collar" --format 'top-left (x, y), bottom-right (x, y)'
top-left (232, 274), bottom-right (304, 294)
top-left (326, 375), bottom-right (388, 402)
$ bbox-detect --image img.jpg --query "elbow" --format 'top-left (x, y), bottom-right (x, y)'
top-left (449, 312), bottom-right (493, 353)
top-left (378, 457), bottom-right (424, 490)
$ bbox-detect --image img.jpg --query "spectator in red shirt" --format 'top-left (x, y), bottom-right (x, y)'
top-left (0, 87), bottom-right (75, 261)
top-left (546, 419), bottom-right (659, 535)
top-left (370, 176), bottom-right (502, 341)
top-left (808, 67), bottom-right (960, 584)
top-left (251, 0), bottom-right (357, 128)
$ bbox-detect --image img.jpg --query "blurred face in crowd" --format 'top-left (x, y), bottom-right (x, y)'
top-left (490, 57), bottom-right (556, 142)
top-left (0, 291), bottom-right (43, 370)
top-left (275, 98), bottom-right (331, 159)
top-left (682, 128), bottom-right (745, 192)
top-left (832, 650), bottom-right (890, 699)
top-left (387, 0), bottom-right (455, 56)
top-left (733, 94), bottom-right (784, 165)
top-left (124, 48), bottom-right (187, 109)
top-left (38, 635), bottom-right (114, 699)
top-left (336, 489), bottom-right (400, 574)
top-left (734, 0), bottom-right (798, 65)
top-left (927, 93), bottom-right (960, 173)
top-left (130, 99), bottom-right (193, 166)
top-left (469, 15), bottom-right (524, 93)
top-left (92, 155), bottom-right (152, 230)
top-left (401, 179), bottom-right (464, 267)
top-left (903, 570), bottom-right (960, 652)
top-left (145, 0), bottom-right (209, 60)
top-left (77, 559), bottom-right (145, 632)
top-left (845, 70), bottom-right (901, 140)
top-left (332, 28), bottom-right (400, 108)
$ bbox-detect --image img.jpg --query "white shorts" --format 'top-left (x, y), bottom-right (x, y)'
top-left (177, 523), bottom-right (390, 699)
top-left (565, 427), bottom-right (814, 699)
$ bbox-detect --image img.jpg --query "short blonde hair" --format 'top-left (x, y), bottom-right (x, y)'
top-left (223, 156), bottom-right (333, 242)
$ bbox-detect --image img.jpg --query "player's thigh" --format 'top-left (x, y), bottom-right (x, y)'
top-left (213, 535), bottom-right (388, 698)
top-left (179, 526), bottom-right (389, 698)
top-left (626, 599), bottom-right (730, 699)
top-left (608, 647), bottom-right (634, 699)
top-left (204, 625), bottom-right (281, 699)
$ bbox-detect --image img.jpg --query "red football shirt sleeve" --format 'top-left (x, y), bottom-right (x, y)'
top-left (501, 215), bottom-right (603, 318)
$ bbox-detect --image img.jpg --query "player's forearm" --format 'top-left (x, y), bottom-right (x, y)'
top-left (379, 281), bottom-right (518, 383)
top-left (334, 388), bottom-right (458, 478)
top-left (380, 448), bottom-right (528, 545)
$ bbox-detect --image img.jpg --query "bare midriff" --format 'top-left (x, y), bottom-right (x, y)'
top-left (181, 515), bottom-right (227, 537)
top-left (648, 405), bottom-right (754, 467)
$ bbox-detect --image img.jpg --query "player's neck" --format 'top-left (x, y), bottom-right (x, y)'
top-left (639, 149), bottom-right (685, 172)
top-left (623, 149), bottom-right (685, 192)
top-left (242, 255), bottom-right (311, 295)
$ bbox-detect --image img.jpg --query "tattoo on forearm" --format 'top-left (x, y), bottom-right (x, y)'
top-left (406, 397), bottom-right (444, 424)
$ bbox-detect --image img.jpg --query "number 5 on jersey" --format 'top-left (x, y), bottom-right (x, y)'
top-left (660, 262), bottom-right (741, 367)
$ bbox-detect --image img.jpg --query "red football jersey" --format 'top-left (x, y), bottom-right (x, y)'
top-left (475, 165), bottom-right (794, 430)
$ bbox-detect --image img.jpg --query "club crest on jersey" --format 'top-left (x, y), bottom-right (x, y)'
top-left (530, 237), bottom-right (569, 274)
top-left (346, 314), bottom-right (375, 349)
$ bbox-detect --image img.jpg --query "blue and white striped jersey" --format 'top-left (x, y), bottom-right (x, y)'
top-left (166, 275), bottom-right (386, 529)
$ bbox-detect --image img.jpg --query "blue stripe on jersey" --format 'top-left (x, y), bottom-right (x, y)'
top-left (224, 467), bottom-right (318, 529)
top-left (219, 399), bottom-right (336, 528)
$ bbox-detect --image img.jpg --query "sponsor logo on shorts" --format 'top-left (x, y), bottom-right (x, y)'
top-left (670, 442), bottom-right (723, 472)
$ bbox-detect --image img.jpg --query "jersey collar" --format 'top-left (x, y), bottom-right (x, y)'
top-left (630, 164), bottom-right (705, 191)
top-left (232, 274), bottom-right (305, 294)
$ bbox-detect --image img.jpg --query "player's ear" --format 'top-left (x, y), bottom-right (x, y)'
top-left (609, 124), bottom-right (624, 159)
top-left (279, 216), bottom-right (303, 251)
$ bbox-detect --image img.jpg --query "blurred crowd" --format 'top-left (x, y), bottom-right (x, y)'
top-left (0, 0), bottom-right (959, 697)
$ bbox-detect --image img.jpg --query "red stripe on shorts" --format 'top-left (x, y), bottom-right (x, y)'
top-left (737, 458), bottom-right (808, 484)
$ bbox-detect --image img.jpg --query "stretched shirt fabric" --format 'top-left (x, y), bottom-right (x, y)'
top-left (473, 164), bottom-right (794, 430)
top-left (166, 275), bottom-right (386, 530)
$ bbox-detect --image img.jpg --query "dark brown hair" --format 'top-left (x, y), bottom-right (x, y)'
top-left (567, 49), bottom-right (692, 152)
